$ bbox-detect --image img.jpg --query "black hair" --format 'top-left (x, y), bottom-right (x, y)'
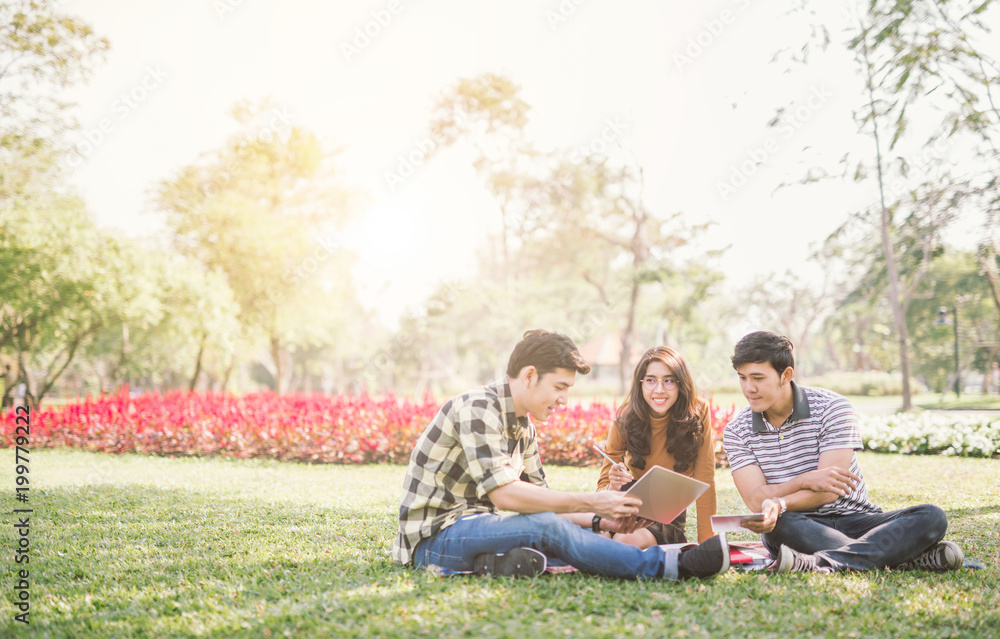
top-left (731, 331), bottom-right (795, 374)
top-left (506, 329), bottom-right (591, 379)
top-left (616, 347), bottom-right (705, 474)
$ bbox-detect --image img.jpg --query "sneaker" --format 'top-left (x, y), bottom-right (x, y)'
top-left (894, 541), bottom-right (964, 572)
top-left (767, 545), bottom-right (833, 574)
top-left (677, 534), bottom-right (730, 579)
top-left (473, 547), bottom-right (546, 578)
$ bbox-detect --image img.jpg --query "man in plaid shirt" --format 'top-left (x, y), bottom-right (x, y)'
top-left (390, 329), bottom-right (729, 580)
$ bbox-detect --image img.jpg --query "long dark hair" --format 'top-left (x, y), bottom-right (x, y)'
top-left (615, 346), bottom-right (705, 474)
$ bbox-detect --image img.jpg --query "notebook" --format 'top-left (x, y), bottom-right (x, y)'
top-left (623, 464), bottom-right (710, 526)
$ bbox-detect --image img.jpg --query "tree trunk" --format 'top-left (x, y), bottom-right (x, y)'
top-left (221, 359), bottom-right (234, 392)
top-left (189, 335), bottom-right (206, 392)
top-left (619, 218), bottom-right (646, 395)
top-left (270, 335), bottom-right (284, 393)
top-left (861, 28), bottom-right (913, 411)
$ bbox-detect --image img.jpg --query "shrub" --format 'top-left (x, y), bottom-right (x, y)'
top-left (1, 389), bottom-right (738, 467)
top-left (859, 412), bottom-right (1000, 458)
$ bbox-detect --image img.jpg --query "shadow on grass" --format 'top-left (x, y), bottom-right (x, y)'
top-left (10, 478), bottom-right (1000, 638)
top-left (15, 483), bottom-right (417, 636)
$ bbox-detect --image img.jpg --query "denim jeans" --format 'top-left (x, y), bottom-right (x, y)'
top-left (413, 511), bottom-right (680, 580)
top-left (761, 504), bottom-right (948, 571)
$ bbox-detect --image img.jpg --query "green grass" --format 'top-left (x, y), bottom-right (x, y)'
top-left (917, 395), bottom-right (1000, 411)
top-left (1, 450), bottom-right (997, 638)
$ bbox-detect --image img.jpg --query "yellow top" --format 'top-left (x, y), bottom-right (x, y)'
top-left (598, 404), bottom-right (718, 542)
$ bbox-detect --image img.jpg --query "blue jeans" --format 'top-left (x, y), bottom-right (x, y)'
top-left (761, 504), bottom-right (948, 571)
top-left (413, 512), bottom-right (680, 580)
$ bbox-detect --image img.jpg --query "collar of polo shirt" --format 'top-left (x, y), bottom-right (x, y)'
top-left (752, 380), bottom-right (811, 434)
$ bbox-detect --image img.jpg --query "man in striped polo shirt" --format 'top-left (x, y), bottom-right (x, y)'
top-left (723, 331), bottom-right (963, 573)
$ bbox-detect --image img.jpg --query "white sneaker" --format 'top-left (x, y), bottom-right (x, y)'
top-left (895, 541), bottom-right (964, 572)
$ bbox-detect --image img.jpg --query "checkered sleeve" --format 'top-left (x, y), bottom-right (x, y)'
top-left (455, 399), bottom-right (522, 499)
top-left (520, 423), bottom-right (547, 487)
top-left (818, 393), bottom-right (862, 453)
top-left (723, 410), bottom-right (755, 472)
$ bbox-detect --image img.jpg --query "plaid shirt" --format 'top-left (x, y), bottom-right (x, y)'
top-left (390, 377), bottom-right (547, 564)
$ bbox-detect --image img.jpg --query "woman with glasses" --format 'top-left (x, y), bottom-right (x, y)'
top-left (597, 346), bottom-right (718, 548)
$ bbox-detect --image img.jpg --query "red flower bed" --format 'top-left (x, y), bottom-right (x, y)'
top-left (1, 390), bottom-right (738, 467)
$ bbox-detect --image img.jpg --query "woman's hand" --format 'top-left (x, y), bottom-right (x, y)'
top-left (608, 463), bottom-right (634, 491)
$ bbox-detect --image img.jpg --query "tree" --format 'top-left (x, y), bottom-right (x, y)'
top-left (430, 73), bottom-right (534, 282)
top-left (158, 101), bottom-right (359, 392)
top-left (0, 195), bottom-right (163, 408)
top-left (771, 0), bottom-right (999, 409)
top-left (417, 74), bottom-right (725, 395)
top-left (907, 250), bottom-right (999, 393)
top-left (738, 268), bottom-right (838, 376)
top-left (0, 0), bottom-right (109, 194)
top-left (532, 156), bottom-right (720, 392)
top-left (79, 252), bottom-right (240, 394)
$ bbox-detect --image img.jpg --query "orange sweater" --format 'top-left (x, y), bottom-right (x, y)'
top-left (597, 405), bottom-right (717, 542)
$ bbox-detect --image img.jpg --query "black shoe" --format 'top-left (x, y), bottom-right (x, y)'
top-left (473, 547), bottom-right (546, 578)
top-left (677, 534), bottom-right (730, 579)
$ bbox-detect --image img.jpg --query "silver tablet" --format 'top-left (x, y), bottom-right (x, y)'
top-left (623, 464), bottom-right (710, 526)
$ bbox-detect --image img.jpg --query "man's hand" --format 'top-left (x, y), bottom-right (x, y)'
top-left (603, 515), bottom-right (653, 536)
top-left (607, 463), bottom-right (634, 491)
top-left (742, 498), bottom-right (782, 534)
top-left (797, 467), bottom-right (861, 496)
top-left (587, 491), bottom-right (641, 520)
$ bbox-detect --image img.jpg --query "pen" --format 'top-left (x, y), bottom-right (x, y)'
top-left (593, 445), bottom-right (622, 468)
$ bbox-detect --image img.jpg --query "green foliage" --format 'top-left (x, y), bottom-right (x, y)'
top-left (0, 194), bottom-right (161, 405)
top-left (384, 74), bottom-right (726, 396)
top-left (157, 101), bottom-right (363, 392)
top-left (0, 0), bottom-right (109, 189)
top-left (803, 370), bottom-right (926, 396)
top-left (906, 250), bottom-right (999, 392)
top-left (3, 450), bottom-right (996, 637)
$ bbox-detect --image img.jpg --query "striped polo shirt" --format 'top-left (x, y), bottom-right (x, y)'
top-left (723, 381), bottom-right (881, 515)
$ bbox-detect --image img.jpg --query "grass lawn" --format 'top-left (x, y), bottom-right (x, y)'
top-left (917, 395), bottom-right (1000, 411)
top-left (1, 450), bottom-right (997, 638)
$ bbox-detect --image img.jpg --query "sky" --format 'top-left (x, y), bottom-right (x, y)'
top-left (59, 0), bottom-right (996, 328)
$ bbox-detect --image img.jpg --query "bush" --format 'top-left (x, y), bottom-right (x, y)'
top-left (859, 412), bottom-right (1000, 458)
top-left (1, 389), bottom-right (739, 467)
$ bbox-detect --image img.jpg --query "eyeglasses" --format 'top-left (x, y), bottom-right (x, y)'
top-left (641, 376), bottom-right (677, 390)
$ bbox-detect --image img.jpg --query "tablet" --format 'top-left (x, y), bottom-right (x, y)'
top-left (710, 513), bottom-right (764, 533)
top-left (623, 464), bottom-right (710, 526)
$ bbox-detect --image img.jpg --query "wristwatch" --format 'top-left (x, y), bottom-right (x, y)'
top-left (776, 497), bottom-right (788, 516)
top-left (592, 515), bottom-right (602, 533)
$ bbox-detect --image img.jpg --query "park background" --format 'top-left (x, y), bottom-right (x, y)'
top-left (2, 0), bottom-right (1000, 637)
